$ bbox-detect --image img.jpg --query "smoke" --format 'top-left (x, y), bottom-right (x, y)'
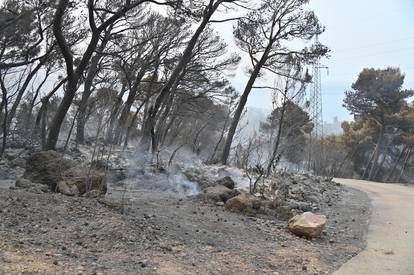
top-left (121, 166), bottom-right (200, 196)
top-left (78, 143), bottom-right (252, 197)
top-left (108, 146), bottom-right (202, 196)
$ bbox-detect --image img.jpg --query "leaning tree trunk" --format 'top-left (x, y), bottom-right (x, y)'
top-left (123, 101), bottom-right (145, 149)
top-left (114, 68), bottom-right (148, 145)
top-left (0, 78), bottom-right (8, 157)
top-left (25, 68), bottom-right (49, 136)
top-left (6, 62), bottom-right (43, 133)
top-left (140, 7), bottom-right (218, 151)
top-left (75, 58), bottom-right (101, 144)
top-left (46, 0), bottom-right (127, 150)
top-left (208, 109), bottom-right (230, 164)
top-left (397, 146), bottom-right (412, 182)
top-left (373, 138), bottom-right (390, 181)
top-left (385, 146), bottom-right (407, 182)
top-left (154, 84), bottom-right (178, 150)
top-left (45, 79), bottom-right (78, 150)
top-left (368, 124), bottom-right (385, 181)
top-left (75, 34), bottom-right (110, 145)
top-left (266, 93), bottom-right (287, 176)
top-left (362, 146), bottom-right (376, 179)
top-left (106, 84), bottom-right (127, 143)
top-left (220, 50), bottom-right (269, 165)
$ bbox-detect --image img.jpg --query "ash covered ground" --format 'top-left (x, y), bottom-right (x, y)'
top-left (0, 147), bottom-right (371, 274)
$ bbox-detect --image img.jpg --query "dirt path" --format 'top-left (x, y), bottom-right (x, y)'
top-left (333, 179), bottom-right (414, 275)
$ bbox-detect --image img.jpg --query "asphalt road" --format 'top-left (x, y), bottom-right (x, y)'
top-left (333, 178), bottom-right (414, 275)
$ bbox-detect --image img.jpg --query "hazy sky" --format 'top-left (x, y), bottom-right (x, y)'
top-left (213, 0), bottom-right (414, 122)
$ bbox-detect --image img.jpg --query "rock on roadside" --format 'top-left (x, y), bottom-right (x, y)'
top-left (288, 212), bottom-right (327, 238)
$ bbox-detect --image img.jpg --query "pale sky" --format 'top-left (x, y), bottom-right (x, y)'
top-left (213, 0), bottom-right (414, 122)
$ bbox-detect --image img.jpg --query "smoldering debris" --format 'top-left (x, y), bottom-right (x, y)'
top-left (118, 166), bottom-right (200, 196)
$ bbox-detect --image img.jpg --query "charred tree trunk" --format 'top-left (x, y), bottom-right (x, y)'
top-left (220, 50), bottom-right (269, 165)
top-left (75, 32), bottom-right (110, 144)
top-left (362, 146), bottom-right (376, 179)
top-left (46, 0), bottom-right (138, 150)
top-left (25, 68), bottom-right (50, 135)
top-left (266, 92), bottom-right (288, 176)
top-left (368, 124), bottom-right (385, 181)
top-left (76, 59), bottom-right (103, 144)
top-left (208, 109), bottom-right (231, 164)
top-left (123, 101), bottom-right (145, 149)
top-left (140, 3), bottom-right (220, 151)
top-left (33, 79), bottom-right (66, 141)
top-left (63, 108), bottom-right (79, 153)
top-left (106, 84), bottom-right (127, 143)
top-left (154, 87), bottom-right (177, 149)
top-left (114, 67), bottom-right (148, 145)
top-left (397, 146), bottom-right (412, 182)
top-left (0, 77), bottom-right (8, 157)
top-left (6, 61), bottom-right (43, 133)
top-left (373, 138), bottom-right (390, 180)
top-left (159, 114), bottom-right (177, 147)
top-left (385, 146), bottom-right (407, 182)
top-left (40, 103), bottom-right (48, 150)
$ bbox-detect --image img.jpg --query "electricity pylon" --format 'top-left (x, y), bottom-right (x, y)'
top-left (307, 35), bottom-right (328, 172)
top-left (309, 36), bottom-right (327, 139)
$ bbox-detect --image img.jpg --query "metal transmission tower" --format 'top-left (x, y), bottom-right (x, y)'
top-left (306, 36), bottom-right (328, 172)
top-left (309, 36), bottom-right (327, 139)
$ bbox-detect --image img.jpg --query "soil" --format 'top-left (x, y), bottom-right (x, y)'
top-left (0, 182), bottom-right (370, 275)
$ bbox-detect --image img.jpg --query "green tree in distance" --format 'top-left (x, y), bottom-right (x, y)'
top-left (343, 68), bottom-right (414, 180)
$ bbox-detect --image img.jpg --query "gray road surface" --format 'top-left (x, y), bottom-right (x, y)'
top-left (333, 179), bottom-right (414, 275)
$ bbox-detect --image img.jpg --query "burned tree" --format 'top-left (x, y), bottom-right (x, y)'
top-left (45, 0), bottom-right (166, 150)
top-left (139, 0), bottom-right (246, 152)
top-left (220, 0), bottom-right (327, 164)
